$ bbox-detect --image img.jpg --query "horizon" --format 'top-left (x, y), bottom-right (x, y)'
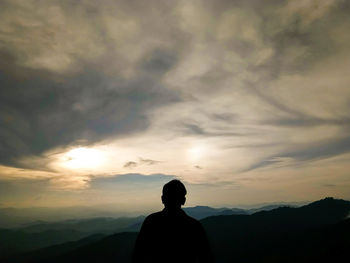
top-left (0, 196), bottom-right (346, 229)
top-left (0, 195), bottom-right (339, 211)
top-left (1, 0), bottom-right (350, 211)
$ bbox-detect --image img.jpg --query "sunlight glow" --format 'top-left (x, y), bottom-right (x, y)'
top-left (64, 147), bottom-right (105, 170)
top-left (187, 144), bottom-right (207, 162)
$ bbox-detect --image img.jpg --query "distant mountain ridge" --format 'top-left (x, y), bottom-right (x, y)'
top-left (0, 216), bottom-right (144, 258)
top-left (17, 216), bottom-right (145, 234)
top-left (0, 205), bottom-right (254, 257)
top-left (3, 197), bottom-right (349, 263)
top-left (183, 206), bottom-right (247, 219)
top-left (0, 202), bottom-right (300, 228)
top-left (0, 206), bottom-right (142, 228)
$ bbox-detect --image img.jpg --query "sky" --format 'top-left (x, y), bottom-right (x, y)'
top-left (1, 0), bottom-right (350, 211)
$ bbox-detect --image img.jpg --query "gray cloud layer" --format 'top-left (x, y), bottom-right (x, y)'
top-left (0, 52), bottom-right (179, 168)
top-left (1, 0), bottom-right (350, 180)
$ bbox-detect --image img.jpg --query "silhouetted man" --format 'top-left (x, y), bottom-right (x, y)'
top-left (133, 179), bottom-right (213, 263)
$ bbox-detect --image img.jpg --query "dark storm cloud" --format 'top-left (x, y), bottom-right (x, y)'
top-left (0, 50), bottom-right (180, 168)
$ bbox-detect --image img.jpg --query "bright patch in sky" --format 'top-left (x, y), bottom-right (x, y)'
top-left (187, 143), bottom-right (208, 162)
top-left (63, 147), bottom-right (105, 170)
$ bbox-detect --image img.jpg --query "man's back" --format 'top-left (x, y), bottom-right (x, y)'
top-left (133, 207), bottom-right (212, 263)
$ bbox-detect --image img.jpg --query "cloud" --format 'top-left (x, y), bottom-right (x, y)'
top-left (0, 55), bottom-right (179, 168)
top-left (123, 158), bottom-right (161, 169)
top-left (243, 136), bottom-right (350, 172)
top-left (182, 123), bottom-right (246, 137)
top-left (2, 0), bottom-right (349, 171)
top-left (0, 0), bottom-right (182, 169)
top-left (139, 158), bottom-right (161, 166)
top-left (280, 0), bottom-right (341, 28)
top-left (124, 161), bottom-right (138, 169)
top-left (1, 0), bottom-right (350, 205)
top-left (263, 116), bottom-right (350, 128)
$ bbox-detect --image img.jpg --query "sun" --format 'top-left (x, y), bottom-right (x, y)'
top-left (187, 143), bottom-right (207, 162)
top-left (63, 147), bottom-right (104, 170)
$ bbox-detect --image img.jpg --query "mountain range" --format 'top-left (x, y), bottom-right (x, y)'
top-left (1, 197), bottom-right (349, 262)
top-left (0, 203), bottom-right (279, 257)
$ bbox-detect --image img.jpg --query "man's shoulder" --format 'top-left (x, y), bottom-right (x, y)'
top-left (185, 214), bottom-right (202, 226)
top-left (182, 211), bottom-right (197, 221)
top-left (144, 209), bottom-right (202, 227)
top-left (144, 211), bottom-right (163, 222)
top-left (181, 210), bottom-right (203, 227)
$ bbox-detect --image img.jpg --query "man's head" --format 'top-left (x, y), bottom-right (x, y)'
top-left (161, 179), bottom-right (187, 209)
